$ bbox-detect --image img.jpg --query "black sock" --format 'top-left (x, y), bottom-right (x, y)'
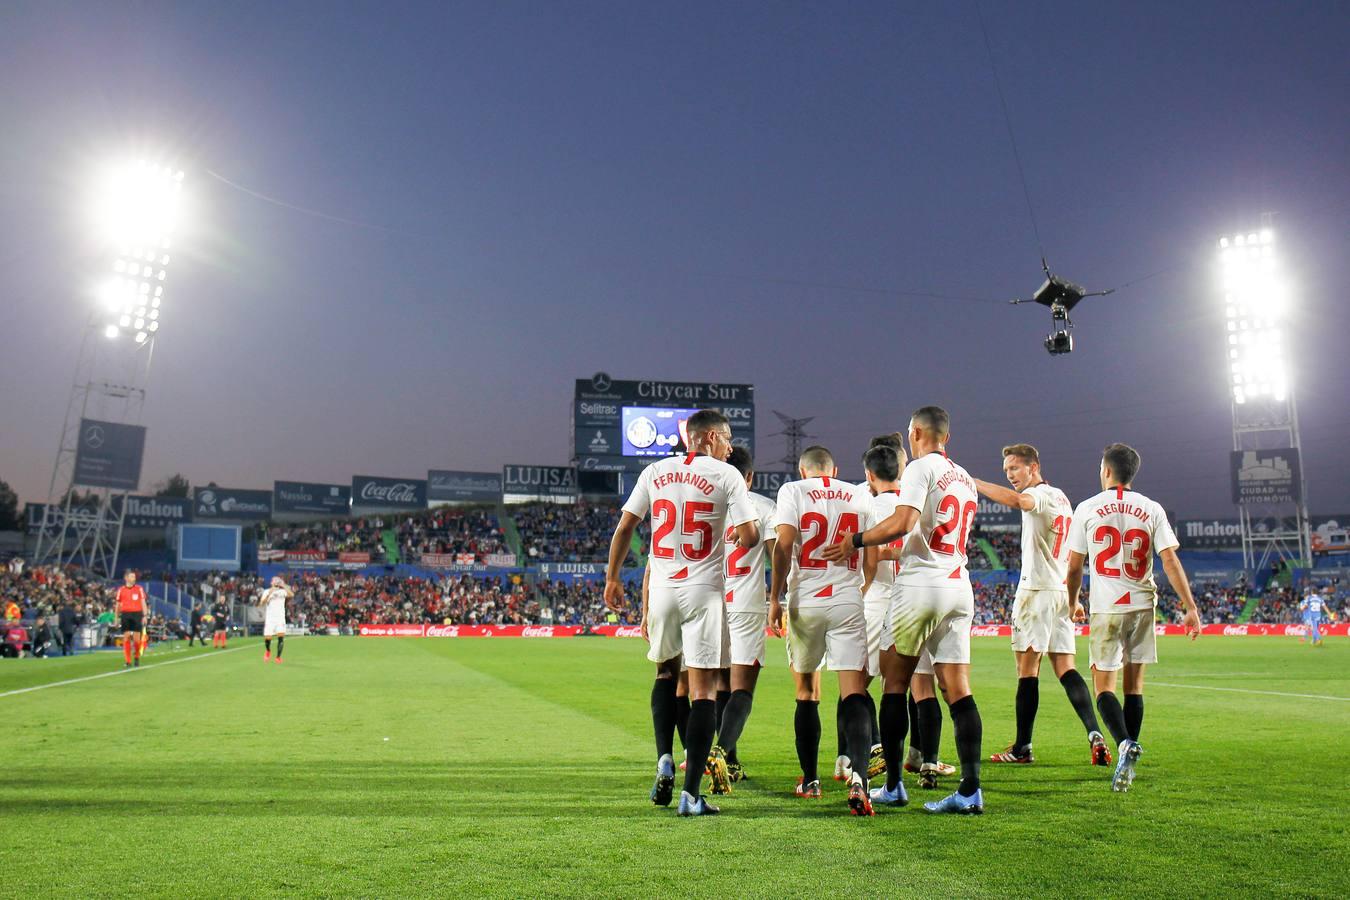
top-left (841, 694), bottom-right (873, 789)
top-left (674, 695), bottom-right (691, 750)
top-left (918, 698), bottom-right (943, 763)
top-left (1123, 694), bottom-right (1144, 742)
top-left (865, 691), bottom-right (880, 747)
top-left (949, 695), bottom-right (983, 796)
top-left (275, 636), bottom-right (284, 659)
top-left (907, 692), bottom-right (922, 755)
top-left (1059, 669), bottom-right (1102, 736)
top-left (715, 689), bottom-right (731, 738)
top-left (1096, 692), bottom-right (1129, 746)
top-left (879, 693), bottom-right (908, 791)
top-left (794, 699), bottom-right (821, 785)
top-left (682, 699), bottom-right (716, 797)
top-left (1014, 676), bottom-right (1039, 752)
top-left (835, 696), bottom-right (847, 757)
top-left (265, 638), bottom-right (271, 653)
top-left (651, 678), bottom-right (677, 759)
top-left (717, 690), bottom-right (754, 764)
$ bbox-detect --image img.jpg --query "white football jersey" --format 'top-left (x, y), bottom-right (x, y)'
top-left (869, 490), bottom-right (904, 587)
top-left (261, 587), bottom-right (288, 618)
top-left (1067, 487), bottom-right (1178, 614)
top-left (774, 477), bottom-right (872, 603)
top-left (1018, 482), bottom-right (1074, 591)
top-left (623, 452), bottom-right (756, 589)
top-left (894, 452), bottom-right (979, 586)
top-left (724, 491), bottom-right (777, 613)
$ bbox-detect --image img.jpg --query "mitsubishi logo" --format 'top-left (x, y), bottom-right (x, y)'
top-left (84, 425), bottom-right (106, 449)
top-left (591, 372), bottom-right (612, 392)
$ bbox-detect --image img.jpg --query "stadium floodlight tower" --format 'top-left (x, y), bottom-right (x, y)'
top-left (33, 160), bottom-right (184, 576)
top-left (1219, 221), bottom-right (1312, 571)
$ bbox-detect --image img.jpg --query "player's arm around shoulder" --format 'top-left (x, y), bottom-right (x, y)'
top-left (974, 478), bottom-right (1037, 511)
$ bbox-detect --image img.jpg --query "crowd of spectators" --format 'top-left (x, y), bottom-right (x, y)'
top-left (970, 530), bottom-right (1020, 570)
top-left (393, 506), bottom-right (505, 561)
top-left (258, 518), bottom-right (387, 557)
top-left (514, 502), bottom-right (630, 562)
top-left (1157, 579), bottom-right (1248, 624)
top-left (972, 580), bottom-right (1015, 623)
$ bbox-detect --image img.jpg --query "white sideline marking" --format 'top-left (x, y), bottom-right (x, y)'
top-left (0, 646), bottom-right (247, 699)
top-left (1150, 681), bottom-right (1349, 702)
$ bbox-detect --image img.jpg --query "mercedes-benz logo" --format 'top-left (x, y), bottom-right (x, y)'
top-left (84, 425), bottom-right (106, 449)
top-left (591, 372), bottom-right (612, 392)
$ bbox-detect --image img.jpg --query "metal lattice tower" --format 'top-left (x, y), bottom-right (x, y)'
top-left (771, 411), bottom-right (815, 470)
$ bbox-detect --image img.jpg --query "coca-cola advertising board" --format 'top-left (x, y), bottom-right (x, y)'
top-left (351, 475), bottom-right (427, 511)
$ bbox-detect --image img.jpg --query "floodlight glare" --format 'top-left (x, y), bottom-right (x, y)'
top-left (92, 160), bottom-right (183, 249)
top-left (1218, 228), bottom-right (1288, 405)
top-left (90, 161), bottom-right (182, 346)
top-left (103, 324), bottom-right (120, 339)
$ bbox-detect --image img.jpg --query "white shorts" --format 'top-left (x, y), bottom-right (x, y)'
top-left (727, 611), bottom-right (767, 667)
top-left (263, 614), bottom-right (287, 638)
top-left (786, 599), bottom-right (868, 674)
top-left (884, 582), bottom-right (974, 666)
top-left (1089, 610), bottom-right (1157, 670)
top-left (1011, 589), bottom-right (1076, 655)
top-left (647, 583), bottom-right (727, 670)
top-left (863, 584), bottom-right (889, 678)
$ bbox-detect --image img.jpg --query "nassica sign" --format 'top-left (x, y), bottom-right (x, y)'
top-left (193, 487), bottom-right (273, 521)
top-left (351, 475), bottom-right (427, 511)
top-left (502, 465), bottom-right (578, 503)
top-left (72, 418), bottom-right (146, 490)
top-left (273, 481), bottom-right (351, 515)
top-left (1231, 448), bottom-right (1301, 504)
top-left (427, 470), bottom-right (502, 504)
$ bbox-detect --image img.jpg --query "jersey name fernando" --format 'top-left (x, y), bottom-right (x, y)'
top-left (1067, 487), bottom-right (1178, 614)
top-left (774, 477), bottom-right (872, 604)
top-left (622, 452), bottom-right (756, 589)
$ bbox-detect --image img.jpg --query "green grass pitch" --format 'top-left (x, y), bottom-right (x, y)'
top-left (2, 635), bottom-right (1346, 897)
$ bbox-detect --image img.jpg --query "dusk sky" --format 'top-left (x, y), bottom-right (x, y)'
top-left (3, 1), bottom-right (1347, 517)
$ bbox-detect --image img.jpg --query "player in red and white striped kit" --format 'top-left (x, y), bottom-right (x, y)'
top-left (824, 406), bottom-right (987, 814)
top-left (605, 409), bottom-right (759, 817)
top-left (1066, 443), bottom-right (1201, 792)
top-left (770, 445), bottom-right (880, 816)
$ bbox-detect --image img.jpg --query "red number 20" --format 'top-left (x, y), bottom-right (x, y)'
top-left (928, 495), bottom-right (977, 556)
